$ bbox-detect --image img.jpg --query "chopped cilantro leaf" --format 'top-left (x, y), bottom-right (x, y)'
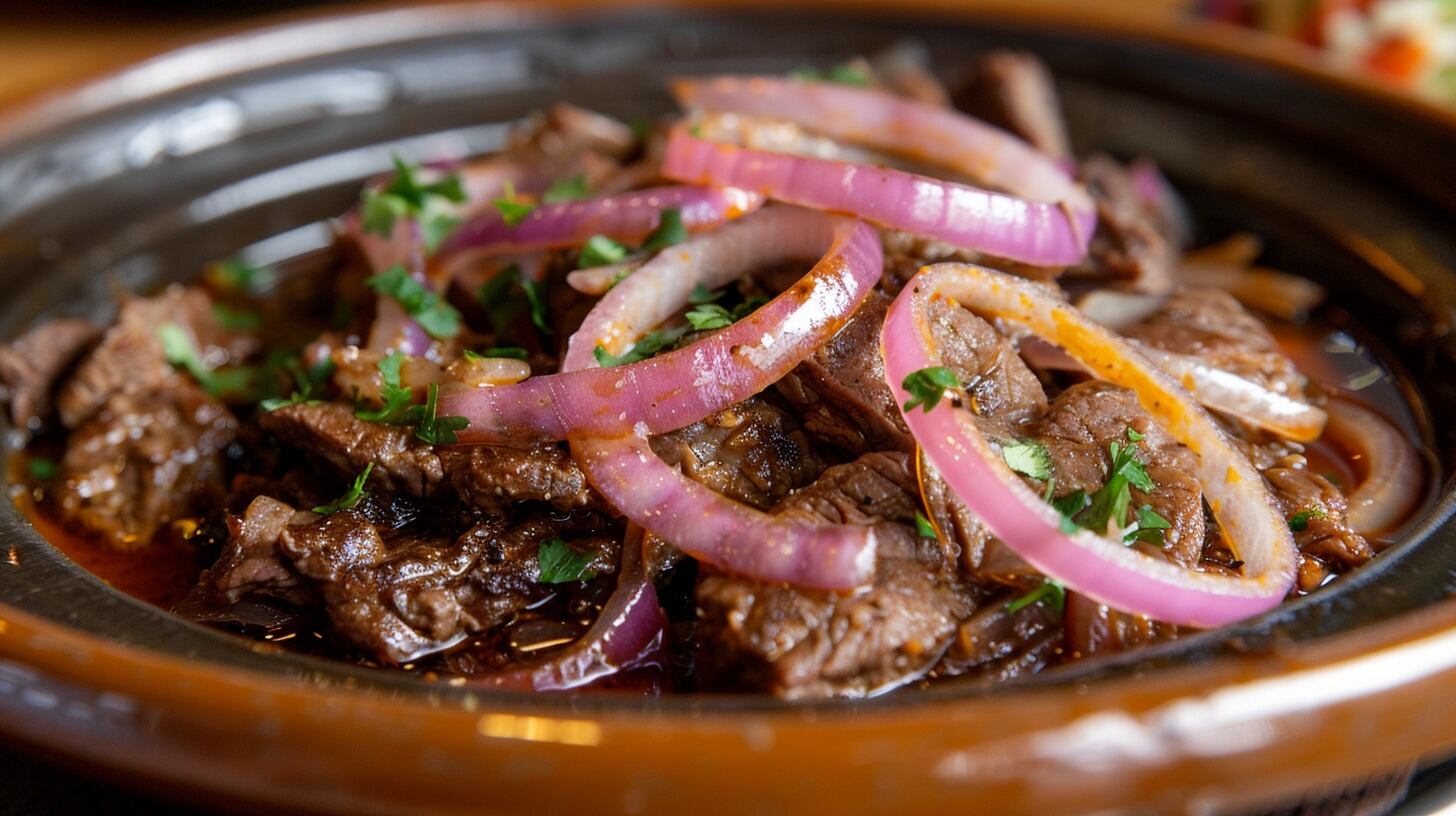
top-left (260, 356), bottom-right (335, 412)
top-left (1288, 506), bottom-right (1329, 532)
top-left (542, 174), bottom-right (590, 203)
top-left (521, 278), bottom-right (552, 336)
top-left (157, 323), bottom-right (266, 399)
top-left (578, 235), bottom-right (630, 269)
top-left (1126, 427), bottom-right (1145, 442)
top-left (313, 463), bottom-right (374, 515)
top-left (465, 346), bottom-right (529, 361)
top-left (1001, 439), bottom-right (1053, 481)
top-left (365, 264), bottom-right (461, 340)
top-left (689, 284), bottom-right (724, 305)
top-left (209, 259), bottom-right (278, 295)
top-left (212, 303), bottom-right (262, 332)
top-left (1125, 504), bottom-right (1173, 546)
top-left (537, 538), bottom-right (598, 584)
top-left (593, 326), bottom-right (689, 368)
top-left (914, 512), bottom-right (937, 540)
top-left (641, 207), bottom-right (687, 252)
top-left (900, 366), bottom-right (961, 413)
top-left (1007, 579), bottom-right (1065, 615)
top-left (1046, 431), bottom-right (1159, 539)
top-left (412, 383), bottom-right (469, 445)
top-left (491, 180), bottom-right (535, 228)
top-left (826, 63), bottom-right (871, 86)
top-left (1050, 490), bottom-right (1089, 534)
top-left (26, 456), bottom-right (57, 480)
top-left (685, 303), bottom-right (734, 331)
top-left (360, 154), bottom-right (468, 253)
top-left (354, 353), bottom-right (416, 424)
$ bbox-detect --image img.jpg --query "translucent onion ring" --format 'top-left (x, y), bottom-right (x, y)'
top-left (439, 207), bottom-right (882, 444)
top-left (881, 263), bottom-right (1298, 626)
top-left (1325, 398), bottom-right (1426, 535)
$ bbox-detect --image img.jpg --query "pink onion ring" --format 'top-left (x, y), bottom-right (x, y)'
top-left (439, 207), bottom-right (882, 444)
top-left (554, 212), bottom-right (881, 590)
top-left (662, 126), bottom-right (1093, 266)
top-left (1137, 345), bottom-right (1328, 443)
top-left (672, 76), bottom-right (1090, 212)
top-left (438, 185), bottom-right (763, 258)
top-left (882, 263), bottom-right (1297, 626)
top-left (1325, 398), bottom-right (1426, 535)
top-left (472, 527), bottom-right (666, 691)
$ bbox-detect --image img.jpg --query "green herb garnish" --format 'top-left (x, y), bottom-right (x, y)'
top-left (1045, 431), bottom-right (1165, 545)
top-left (26, 457), bottom-right (57, 481)
top-left (689, 284), bottom-right (724, 305)
top-left (412, 383), bottom-right (469, 445)
top-left (593, 326), bottom-right (690, 368)
top-left (360, 154), bottom-right (467, 253)
top-left (790, 62), bottom-right (871, 87)
top-left (542, 174), bottom-right (590, 203)
top-left (212, 303), bottom-right (263, 332)
top-left (157, 323), bottom-right (265, 398)
top-left (209, 259), bottom-right (278, 295)
top-left (1125, 504), bottom-right (1173, 546)
top-left (537, 538), bottom-right (598, 584)
top-left (1288, 506), bottom-right (1329, 532)
top-left (1007, 579), bottom-right (1066, 615)
top-left (900, 366), bottom-right (961, 413)
top-left (1001, 439), bottom-right (1053, 481)
top-left (465, 346), bottom-right (529, 361)
top-left (260, 356), bottom-right (335, 412)
top-left (641, 207), bottom-right (687, 252)
top-left (365, 264), bottom-right (461, 340)
top-left (313, 463), bottom-right (374, 515)
top-left (914, 512), bottom-right (938, 540)
top-left (491, 180), bottom-right (535, 228)
top-left (354, 353), bottom-right (415, 424)
top-left (578, 235), bottom-right (631, 269)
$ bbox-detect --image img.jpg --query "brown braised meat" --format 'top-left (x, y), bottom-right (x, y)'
top-left (261, 402), bottom-right (600, 512)
top-left (206, 495), bottom-right (317, 605)
top-left (952, 50), bottom-right (1071, 159)
top-left (0, 319), bottom-right (100, 430)
top-left (934, 594), bottom-right (1063, 682)
top-left (651, 397), bottom-right (823, 509)
top-left (1078, 154), bottom-right (1180, 294)
top-left (277, 509), bottom-right (617, 665)
top-left (694, 452), bottom-right (977, 698)
top-left (54, 384), bottom-right (238, 549)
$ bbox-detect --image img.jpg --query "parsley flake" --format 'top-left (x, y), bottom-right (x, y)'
top-left (412, 383), bottom-right (470, 445)
top-left (537, 538), bottom-right (598, 584)
top-left (491, 180), bottom-right (535, 228)
top-left (212, 303), bottom-right (262, 332)
top-left (689, 284), bottom-right (724, 305)
top-left (261, 356), bottom-right (336, 412)
top-left (901, 366), bottom-right (961, 413)
top-left (465, 346), bottom-right (529, 361)
top-left (208, 259), bottom-right (278, 295)
top-left (313, 463), bottom-right (374, 515)
top-left (641, 207), bottom-right (687, 252)
top-left (360, 154), bottom-right (468, 253)
top-left (354, 353), bottom-right (416, 425)
top-left (157, 323), bottom-right (266, 399)
top-left (1125, 504), bottom-right (1173, 546)
top-left (26, 456), bottom-right (57, 481)
top-left (542, 174), bottom-right (590, 203)
top-left (1007, 579), bottom-right (1065, 615)
top-left (1044, 430), bottom-right (1163, 543)
top-left (593, 326), bottom-right (689, 368)
top-left (578, 235), bottom-right (631, 269)
top-left (1288, 506), bottom-right (1329, 532)
top-left (1001, 439), bottom-right (1053, 481)
top-left (914, 512), bottom-right (938, 540)
top-left (365, 264), bottom-right (461, 340)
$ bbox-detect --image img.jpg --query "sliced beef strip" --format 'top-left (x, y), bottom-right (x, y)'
top-left (1064, 591), bottom-right (1177, 659)
top-left (1123, 286), bottom-right (1308, 399)
top-left (694, 452), bottom-right (976, 698)
top-left (56, 284), bottom-right (253, 428)
top-left (55, 384), bottom-right (238, 549)
top-left (279, 511), bottom-right (617, 665)
top-left (1076, 154), bottom-right (1179, 294)
top-left (934, 593), bottom-right (1063, 682)
top-left (1026, 381), bottom-right (1206, 567)
top-left (261, 402), bottom-right (600, 512)
top-left (952, 50), bottom-right (1071, 159)
top-left (650, 397), bottom-right (822, 511)
top-left (206, 495), bottom-right (318, 605)
top-left (1265, 464), bottom-right (1373, 572)
top-left (0, 319), bottom-right (101, 430)
top-left (930, 296), bottom-right (1048, 428)
top-left (774, 291), bottom-right (913, 454)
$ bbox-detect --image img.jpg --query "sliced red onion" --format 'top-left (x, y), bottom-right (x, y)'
top-left (882, 263), bottom-right (1298, 626)
top-left (472, 528), bottom-right (666, 692)
top-left (663, 126), bottom-right (1093, 266)
top-left (564, 258), bottom-right (641, 296)
top-left (438, 185), bottom-right (763, 259)
top-left (1176, 261), bottom-right (1327, 322)
top-left (1137, 346), bottom-right (1328, 443)
top-left (439, 207), bottom-right (882, 443)
top-left (360, 226), bottom-right (435, 357)
top-left (1325, 398), bottom-right (1426, 535)
top-left (672, 76), bottom-right (1090, 211)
